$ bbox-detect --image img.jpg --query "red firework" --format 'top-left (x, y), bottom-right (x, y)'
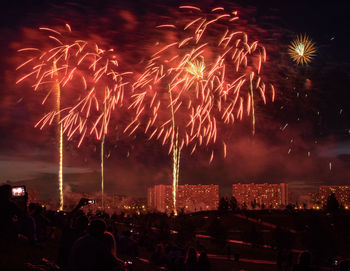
top-left (127, 5), bottom-right (275, 160)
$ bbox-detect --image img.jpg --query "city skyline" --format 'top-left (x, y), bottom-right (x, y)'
top-left (23, 181), bottom-right (350, 211)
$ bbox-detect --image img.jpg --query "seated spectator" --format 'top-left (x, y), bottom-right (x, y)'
top-left (103, 231), bottom-right (117, 257)
top-left (19, 203), bottom-right (37, 245)
top-left (0, 184), bottom-right (22, 241)
top-left (197, 250), bottom-right (210, 271)
top-left (32, 204), bottom-right (49, 242)
top-left (58, 214), bottom-right (88, 268)
top-left (293, 252), bottom-right (313, 271)
top-left (118, 230), bottom-right (137, 256)
top-left (68, 218), bottom-right (119, 271)
top-left (340, 261), bottom-right (349, 271)
top-left (151, 243), bottom-right (167, 266)
top-left (184, 247), bottom-right (197, 271)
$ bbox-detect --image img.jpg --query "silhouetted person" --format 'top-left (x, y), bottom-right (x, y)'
top-left (0, 184), bottom-right (22, 241)
top-left (277, 249), bottom-right (289, 271)
top-left (103, 231), bottom-right (127, 270)
top-left (151, 243), bottom-right (167, 266)
top-left (226, 245), bottom-right (231, 260)
top-left (118, 230), bottom-right (138, 256)
top-left (293, 252), bottom-right (313, 271)
top-left (197, 251), bottom-right (210, 271)
top-left (58, 198), bottom-right (92, 269)
top-left (340, 261), bottom-right (349, 271)
top-left (184, 247), bottom-right (197, 271)
top-left (68, 218), bottom-right (119, 271)
top-left (20, 202), bottom-right (37, 245)
top-left (32, 204), bottom-right (49, 242)
top-left (58, 214), bottom-right (88, 268)
top-left (103, 231), bottom-right (117, 257)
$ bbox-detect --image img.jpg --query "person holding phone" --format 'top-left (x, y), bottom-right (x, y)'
top-left (0, 184), bottom-right (23, 241)
top-left (58, 198), bottom-right (92, 269)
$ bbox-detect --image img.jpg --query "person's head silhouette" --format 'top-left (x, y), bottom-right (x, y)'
top-left (88, 219), bottom-right (106, 238)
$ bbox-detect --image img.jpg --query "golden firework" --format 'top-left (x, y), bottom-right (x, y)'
top-left (289, 34), bottom-right (316, 65)
top-left (185, 59), bottom-right (205, 79)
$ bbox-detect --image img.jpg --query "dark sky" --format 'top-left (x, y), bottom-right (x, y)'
top-left (1, 0), bottom-right (349, 201)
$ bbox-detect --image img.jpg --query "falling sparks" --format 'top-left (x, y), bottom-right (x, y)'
top-left (127, 5), bottom-right (275, 212)
top-left (281, 123), bottom-right (288, 131)
top-left (288, 34), bottom-right (316, 65)
top-left (129, 6), bottom-right (274, 155)
top-left (16, 24), bottom-right (131, 209)
top-left (17, 25), bottom-right (130, 145)
top-left (185, 59), bottom-right (205, 79)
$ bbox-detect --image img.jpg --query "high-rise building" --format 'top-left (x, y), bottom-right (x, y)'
top-left (232, 183), bottom-right (288, 209)
top-left (147, 184), bottom-right (219, 213)
top-left (319, 186), bottom-right (350, 208)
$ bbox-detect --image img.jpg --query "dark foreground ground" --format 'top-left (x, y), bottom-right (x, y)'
top-left (1, 209), bottom-right (350, 271)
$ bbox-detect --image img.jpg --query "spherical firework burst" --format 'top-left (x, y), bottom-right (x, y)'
top-left (127, 5), bottom-right (275, 212)
top-left (288, 34), bottom-right (316, 65)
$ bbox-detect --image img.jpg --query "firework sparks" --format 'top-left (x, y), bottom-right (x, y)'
top-left (288, 34), bottom-right (316, 65)
top-left (16, 25), bottom-right (131, 209)
top-left (127, 6), bottom-right (275, 212)
top-left (16, 25), bottom-right (82, 209)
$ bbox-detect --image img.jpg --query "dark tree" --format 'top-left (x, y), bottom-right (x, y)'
top-left (251, 199), bottom-right (257, 209)
top-left (326, 193), bottom-right (339, 212)
top-left (178, 208), bottom-right (185, 216)
top-left (218, 197), bottom-right (229, 211)
top-left (229, 196), bottom-right (238, 212)
top-left (285, 204), bottom-right (294, 212)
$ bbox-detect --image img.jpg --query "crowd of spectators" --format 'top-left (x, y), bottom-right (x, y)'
top-left (1, 184), bottom-right (349, 271)
top-left (0, 184), bottom-right (213, 271)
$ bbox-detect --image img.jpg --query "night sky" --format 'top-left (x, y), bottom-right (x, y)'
top-left (1, 0), bottom-right (349, 201)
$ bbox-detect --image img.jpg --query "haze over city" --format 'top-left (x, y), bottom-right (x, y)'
top-left (1, 0), bottom-right (349, 203)
top-left (1, 1), bottom-right (350, 271)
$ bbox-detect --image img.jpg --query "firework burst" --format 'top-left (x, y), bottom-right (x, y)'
top-left (16, 24), bottom-right (131, 209)
top-left (127, 5), bottom-right (275, 212)
top-left (288, 34), bottom-right (316, 65)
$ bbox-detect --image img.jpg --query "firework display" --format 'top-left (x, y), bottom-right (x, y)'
top-left (129, 6), bottom-right (275, 153)
top-left (16, 25), bottom-right (131, 209)
top-left (6, 0), bottom-right (350, 219)
top-left (288, 34), bottom-right (316, 65)
top-left (127, 6), bottom-right (275, 211)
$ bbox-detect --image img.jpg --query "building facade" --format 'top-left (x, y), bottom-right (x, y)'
top-left (319, 186), bottom-right (350, 208)
top-left (148, 184), bottom-right (219, 213)
top-left (232, 183), bottom-right (288, 209)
